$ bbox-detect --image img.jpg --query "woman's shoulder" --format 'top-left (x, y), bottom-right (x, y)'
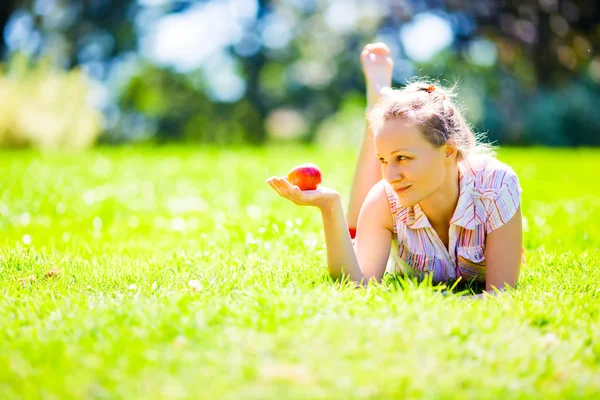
top-left (363, 180), bottom-right (396, 232)
top-left (461, 155), bottom-right (521, 193)
top-left (461, 155), bottom-right (523, 234)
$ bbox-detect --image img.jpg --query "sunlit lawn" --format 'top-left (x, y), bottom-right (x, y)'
top-left (1, 145), bottom-right (599, 399)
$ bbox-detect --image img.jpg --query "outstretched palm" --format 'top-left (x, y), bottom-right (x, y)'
top-left (266, 176), bottom-right (340, 210)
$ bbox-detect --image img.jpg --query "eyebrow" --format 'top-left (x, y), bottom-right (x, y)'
top-left (376, 149), bottom-right (412, 157)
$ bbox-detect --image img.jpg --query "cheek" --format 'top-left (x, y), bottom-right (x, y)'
top-left (415, 159), bottom-right (444, 188)
top-left (410, 160), bottom-right (429, 180)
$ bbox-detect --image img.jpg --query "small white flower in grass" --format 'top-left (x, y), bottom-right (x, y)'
top-left (56, 202), bottom-right (67, 215)
top-left (188, 279), bottom-right (202, 292)
top-left (128, 284), bottom-right (137, 291)
top-left (22, 234), bottom-right (32, 245)
top-left (18, 213), bottom-right (31, 226)
top-left (541, 332), bottom-right (559, 349)
top-left (246, 204), bottom-right (262, 220)
top-left (173, 335), bottom-right (187, 349)
top-left (93, 217), bottom-right (103, 230)
top-left (19, 275), bottom-right (36, 285)
top-left (170, 217), bottom-right (186, 232)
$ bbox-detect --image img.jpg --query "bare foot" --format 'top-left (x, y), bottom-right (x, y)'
top-left (361, 42), bottom-right (393, 106)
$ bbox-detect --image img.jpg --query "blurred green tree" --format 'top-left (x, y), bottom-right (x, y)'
top-left (0, 1), bottom-right (18, 55)
top-left (1, 0), bottom-right (598, 147)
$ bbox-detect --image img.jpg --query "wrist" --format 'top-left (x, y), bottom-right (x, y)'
top-left (317, 194), bottom-right (342, 213)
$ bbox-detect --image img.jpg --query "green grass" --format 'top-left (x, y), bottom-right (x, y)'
top-left (1, 145), bottom-right (599, 399)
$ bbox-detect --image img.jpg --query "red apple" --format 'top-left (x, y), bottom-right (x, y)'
top-left (287, 163), bottom-right (322, 190)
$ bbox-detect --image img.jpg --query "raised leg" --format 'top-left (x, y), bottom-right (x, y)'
top-left (345, 43), bottom-right (394, 235)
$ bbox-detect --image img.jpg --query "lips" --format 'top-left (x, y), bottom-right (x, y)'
top-left (394, 185), bottom-right (411, 193)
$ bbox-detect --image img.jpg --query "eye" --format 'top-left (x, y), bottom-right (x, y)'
top-left (378, 157), bottom-right (387, 164)
top-left (396, 155), bottom-right (408, 162)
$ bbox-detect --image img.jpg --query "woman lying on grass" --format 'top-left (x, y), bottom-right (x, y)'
top-left (266, 43), bottom-right (524, 298)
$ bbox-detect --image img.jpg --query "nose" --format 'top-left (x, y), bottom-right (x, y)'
top-left (384, 163), bottom-right (403, 183)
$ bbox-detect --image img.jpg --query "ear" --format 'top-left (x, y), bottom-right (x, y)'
top-left (443, 140), bottom-right (458, 161)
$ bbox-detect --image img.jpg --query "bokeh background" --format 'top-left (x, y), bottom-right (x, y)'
top-left (0, 0), bottom-right (598, 150)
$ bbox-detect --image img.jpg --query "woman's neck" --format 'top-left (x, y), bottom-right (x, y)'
top-left (418, 164), bottom-right (460, 229)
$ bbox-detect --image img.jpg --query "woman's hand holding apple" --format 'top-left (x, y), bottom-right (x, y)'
top-left (266, 164), bottom-right (340, 210)
top-left (266, 176), bottom-right (340, 210)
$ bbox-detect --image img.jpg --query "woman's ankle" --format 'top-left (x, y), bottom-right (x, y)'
top-left (367, 85), bottom-right (391, 106)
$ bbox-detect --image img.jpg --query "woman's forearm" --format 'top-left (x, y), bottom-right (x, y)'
top-left (319, 198), bottom-right (365, 284)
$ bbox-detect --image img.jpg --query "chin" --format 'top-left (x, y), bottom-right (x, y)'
top-left (397, 195), bottom-right (418, 208)
top-left (400, 201), bottom-right (418, 208)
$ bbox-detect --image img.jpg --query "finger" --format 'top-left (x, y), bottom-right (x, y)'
top-left (281, 179), bottom-right (302, 197)
top-left (275, 178), bottom-right (294, 196)
top-left (266, 177), bottom-right (279, 187)
top-left (272, 178), bottom-right (291, 196)
top-left (278, 179), bottom-right (301, 200)
top-left (269, 178), bottom-right (288, 198)
top-left (279, 177), bottom-right (296, 190)
top-left (266, 176), bottom-right (281, 185)
top-left (285, 183), bottom-right (303, 199)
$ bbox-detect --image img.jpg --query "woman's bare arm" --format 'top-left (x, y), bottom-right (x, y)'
top-left (483, 205), bottom-right (523, 292)
top-left (266, 175), bottom-right (393, 286)
top-left (323, 181), bottom-right (393, 284)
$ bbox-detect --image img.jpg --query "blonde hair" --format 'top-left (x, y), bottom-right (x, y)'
top-left (367, 79), bottom-right (497, 161)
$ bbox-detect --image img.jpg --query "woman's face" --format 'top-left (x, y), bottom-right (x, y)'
top-left (375, 118), bottom-right (450, 207)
